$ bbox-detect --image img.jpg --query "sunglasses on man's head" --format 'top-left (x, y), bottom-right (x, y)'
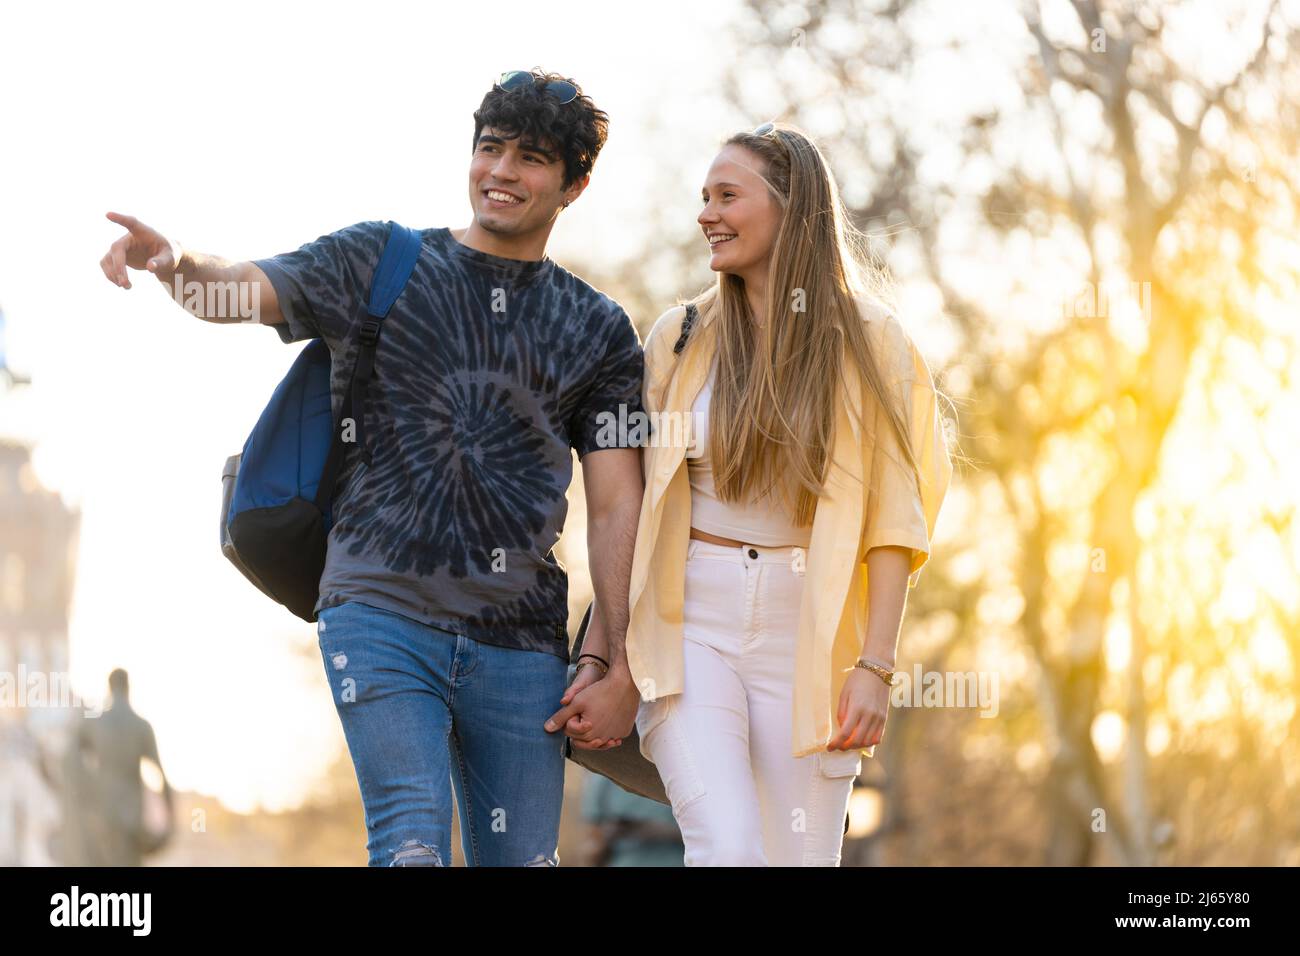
top-left (496, 71), bottom-right (579, 104)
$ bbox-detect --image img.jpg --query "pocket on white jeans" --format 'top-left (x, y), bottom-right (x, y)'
top-left (815, 748), bottom-right (863, 779)
top-left (635, 698), bottom-right (668, 761)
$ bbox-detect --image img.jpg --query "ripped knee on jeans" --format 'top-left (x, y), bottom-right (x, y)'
top-left (390, 839), bottom-right (444, 867)
top-left (524, 851), bottom-right (558, 867)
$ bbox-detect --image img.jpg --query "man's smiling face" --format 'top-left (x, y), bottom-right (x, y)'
top-left (469, 127), bottom-right (573, 237)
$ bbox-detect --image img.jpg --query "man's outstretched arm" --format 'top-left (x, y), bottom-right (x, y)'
top-left (99, 211), bottom-right (285, 326)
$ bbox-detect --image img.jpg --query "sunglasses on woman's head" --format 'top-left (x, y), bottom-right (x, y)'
top-left (753, 121), bottom-right (777, 136)
top-left (497, 71), bottom-right (579, 104)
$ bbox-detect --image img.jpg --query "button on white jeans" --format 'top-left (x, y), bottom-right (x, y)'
top-left (636, 538), bottom-right (862, 866)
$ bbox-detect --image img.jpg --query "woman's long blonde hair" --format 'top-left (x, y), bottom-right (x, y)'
top-left (686, 123), bottom-right (924, 527)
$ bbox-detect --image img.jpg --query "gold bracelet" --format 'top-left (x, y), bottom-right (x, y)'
top-left (574, 660), bottom-right (607, 679)
top-left (855, 659), bottom-right (895, 686)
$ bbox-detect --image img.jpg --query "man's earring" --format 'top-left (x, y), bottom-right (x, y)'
top-left (562, 199), bottom-right (571, 209)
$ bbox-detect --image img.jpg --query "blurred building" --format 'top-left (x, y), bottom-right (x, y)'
top-left (0, 326), bottom-right (82, 863)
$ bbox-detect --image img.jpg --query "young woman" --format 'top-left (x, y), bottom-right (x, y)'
top-left (617, 122), bottom-right (954, 866)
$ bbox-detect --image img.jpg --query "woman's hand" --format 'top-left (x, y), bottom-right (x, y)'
top-left (561, 662), bottom-right (619, 748)
top-left (554, 664), bottom-right (631, 750)
top-left (827, 668), bottom-right (891, 750)
top-left (557, 605), bottom-right (624, 750)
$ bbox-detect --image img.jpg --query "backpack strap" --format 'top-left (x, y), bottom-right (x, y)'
top-left (313, 222), bottom-right (423, 515)
top-left (349, 222), bottom-right (423, 466)
top-left (672, 302), bottom-right (698, 354)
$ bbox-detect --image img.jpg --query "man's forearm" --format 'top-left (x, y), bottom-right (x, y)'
top-left (580, 600), bottom-right (609, 658)
top-left (586, 499), bottom-right (641, 678)
top-left (157, 252), bottom-right (280, 325)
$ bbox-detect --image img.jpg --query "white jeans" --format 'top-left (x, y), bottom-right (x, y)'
top-left (636, 538), bottom-right (862, 866)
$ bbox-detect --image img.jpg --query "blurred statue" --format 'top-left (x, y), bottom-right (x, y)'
top-left (70, 669), bottom-right (174, 865)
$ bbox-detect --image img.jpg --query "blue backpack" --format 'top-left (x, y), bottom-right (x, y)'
top-left (219, 222), bottom-right (423, 621)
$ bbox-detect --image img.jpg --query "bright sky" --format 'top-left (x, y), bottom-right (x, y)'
top-left (0, 0), bottom-right (747, 813)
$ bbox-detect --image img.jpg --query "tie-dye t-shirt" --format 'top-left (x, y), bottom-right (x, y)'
top-left (252, 222), bottom-right (645, 659)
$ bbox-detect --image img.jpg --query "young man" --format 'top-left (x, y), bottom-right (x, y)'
top-left (98, 69), bottom-right (646, 866)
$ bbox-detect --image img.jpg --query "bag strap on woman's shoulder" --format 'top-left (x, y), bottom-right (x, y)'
top-left (672, 302), bottom-right (698, 355)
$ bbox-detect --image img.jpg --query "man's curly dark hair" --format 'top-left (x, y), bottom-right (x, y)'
top-left (472, 69), bottom-right (609, 189)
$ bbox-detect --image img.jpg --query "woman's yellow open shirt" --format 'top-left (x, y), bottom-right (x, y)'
top-left (626, 298), bottom-right (953, 759)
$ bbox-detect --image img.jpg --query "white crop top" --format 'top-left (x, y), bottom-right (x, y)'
top-left (686, 370), bottom-right (813, 548)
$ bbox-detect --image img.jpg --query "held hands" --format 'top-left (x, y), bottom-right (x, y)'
top-left (99, 211), bottom-right (181, 289)
top-left (545, 664), bottom-right (640, 752)
top-left (826, 667), bottom-right (891, 751)
top-left (554, 661), bottom-right (620, 750)
top-left (546, 606), bottom-right (637, 754)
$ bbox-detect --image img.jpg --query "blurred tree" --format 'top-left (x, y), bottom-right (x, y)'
top-left (707, 0), bottom-right (1299, 865)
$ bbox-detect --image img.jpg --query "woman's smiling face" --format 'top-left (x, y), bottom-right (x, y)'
top-left (698, 144), bottom-right (782, 277)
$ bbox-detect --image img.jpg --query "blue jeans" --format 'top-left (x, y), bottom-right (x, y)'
top-left (316, 601), bottom-right (569, 866)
